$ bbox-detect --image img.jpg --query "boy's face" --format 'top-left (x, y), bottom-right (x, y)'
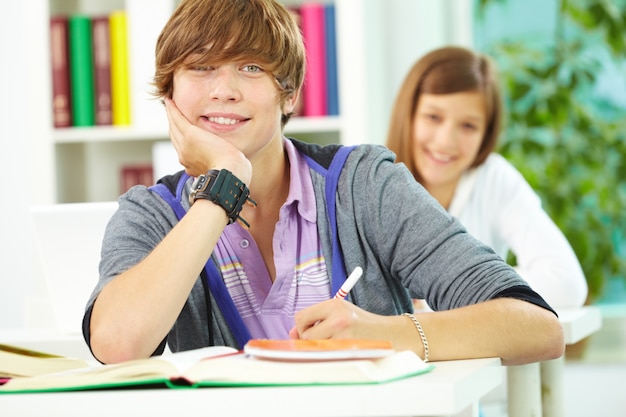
top-left (172, 59), bottom-right (295, 160)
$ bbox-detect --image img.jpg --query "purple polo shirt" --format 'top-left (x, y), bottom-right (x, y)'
top-left (213, 139), bottom-right (331, 339)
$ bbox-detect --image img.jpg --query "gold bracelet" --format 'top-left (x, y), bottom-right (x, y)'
top-left (403, 312), bottom-right (429, 362)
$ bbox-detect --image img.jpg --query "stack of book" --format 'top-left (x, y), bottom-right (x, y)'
top-left (50, 1), bottom-right (339, 129)
top-left (49, 1), bottom-right (174, 129)
top-left (289, 2), bottom-right (340, 118)
top-left (50, 12), bottom-right (126, 128)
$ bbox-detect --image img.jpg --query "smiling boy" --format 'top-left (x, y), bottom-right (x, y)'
top-left (84, 0), bottom-right (563, 366)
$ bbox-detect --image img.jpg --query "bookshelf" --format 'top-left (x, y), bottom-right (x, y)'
top-left (32, 0), bottom-right (370, 203)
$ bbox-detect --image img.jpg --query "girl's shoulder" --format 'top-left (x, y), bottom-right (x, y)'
top-left (472, 153), bottom-right (540, 207)
top-left (476, 153), bottom-right (528, 186)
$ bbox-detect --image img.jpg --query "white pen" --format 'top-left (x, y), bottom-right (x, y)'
top-left (334, 266), bottom-right (363, 299)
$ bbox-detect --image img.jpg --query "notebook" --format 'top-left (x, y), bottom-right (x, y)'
top-left (0, 343), bottom-right (434, 393)
top-left (29, 202), bottom-right (118, 335)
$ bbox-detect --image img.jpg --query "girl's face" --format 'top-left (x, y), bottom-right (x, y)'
top-left (412, 91), bottom-right (487, 196)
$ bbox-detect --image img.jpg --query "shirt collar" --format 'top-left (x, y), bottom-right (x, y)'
top-left (283, 138), bottom-right (317, 223)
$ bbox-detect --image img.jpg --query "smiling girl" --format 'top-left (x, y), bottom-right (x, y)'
top-left (386, 46), bottom-right (587, 308)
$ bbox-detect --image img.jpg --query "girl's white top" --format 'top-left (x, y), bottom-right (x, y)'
top-left (448, 153), bottom-right (587, 308)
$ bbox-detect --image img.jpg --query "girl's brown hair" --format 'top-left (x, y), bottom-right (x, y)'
top-left (153, 0), bottom-right (305, 127)
top-left (385, 46), bottom-right (503, 182)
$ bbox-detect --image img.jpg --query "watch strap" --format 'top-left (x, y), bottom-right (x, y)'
top-left (189, 169), bottom-right (256, 227)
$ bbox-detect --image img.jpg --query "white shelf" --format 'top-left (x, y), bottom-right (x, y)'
top-left (51, 116), bottom-right (342, 144)
top-left (286, 116), bottom-right (343, 134)
top-left (53, 126), bottom-right (168, 144)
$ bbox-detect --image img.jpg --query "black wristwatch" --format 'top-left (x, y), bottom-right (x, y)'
top-left (189, 169), bottom-right (256, 227)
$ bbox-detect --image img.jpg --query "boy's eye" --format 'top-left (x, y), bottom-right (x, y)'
top-left (242, 64), bottom-right (263, 73)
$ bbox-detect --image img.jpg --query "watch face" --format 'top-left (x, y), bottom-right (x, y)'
top-left (189, 174), bottom-right (210, 205)
top-left (193, 174), bottom-right (210, 192)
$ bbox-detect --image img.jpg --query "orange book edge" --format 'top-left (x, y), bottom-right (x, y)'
top-left (245, 339), bottom-right (393, 352)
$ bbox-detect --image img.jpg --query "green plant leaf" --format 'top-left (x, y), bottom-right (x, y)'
top-left (479, 0), bottom-right (626, 301)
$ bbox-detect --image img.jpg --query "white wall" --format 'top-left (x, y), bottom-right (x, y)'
top-left (363, 0), bottom-right (474, 146)
top-left (0, 1), bottom-right (48, 329)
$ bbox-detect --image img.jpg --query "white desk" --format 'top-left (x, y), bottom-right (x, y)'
top-left (507, 306), bottom-right (603, 417)
top-left (0, 330), bottom-right (93, 361)
top-left (2, 307), bottom-right (601, 417)
top-left (2, 357), bottom-right (501, 417)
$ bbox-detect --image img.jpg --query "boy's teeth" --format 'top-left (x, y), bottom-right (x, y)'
top-left (209, 117), bottom-right (237, 125)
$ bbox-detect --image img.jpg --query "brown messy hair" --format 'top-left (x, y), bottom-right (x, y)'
top-left (153, 0), bottom-right (305, 128)
top-left (385, 46), bottom-right (503, 183)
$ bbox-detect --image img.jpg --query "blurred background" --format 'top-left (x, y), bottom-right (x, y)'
top-left (474, 1), bottom-right (626, 415)
top-left (0, 0), bottom-right (624, 414)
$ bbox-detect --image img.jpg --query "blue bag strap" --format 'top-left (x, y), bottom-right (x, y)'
top-left (149, 173), bottom-right (190, 218)
top-left (174, 173), bottom-right (190, 201)
top-left (149, 176), bottom-right (251, 347)
top-left (326, 146), bottom-right (356, 295)
top-left (304, 145), bottom-right (357, 296)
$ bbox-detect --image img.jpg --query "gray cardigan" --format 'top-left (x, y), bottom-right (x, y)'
top-left (83, 139), bottom-right (546, 354)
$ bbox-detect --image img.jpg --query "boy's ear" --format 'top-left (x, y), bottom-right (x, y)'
top-left (283, 89), bottom-right (301, 114)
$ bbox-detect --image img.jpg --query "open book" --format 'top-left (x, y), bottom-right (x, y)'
top-left (0, 344), bottom-right (89, 379)
top-left (0, 339), bottom-right (433, 393)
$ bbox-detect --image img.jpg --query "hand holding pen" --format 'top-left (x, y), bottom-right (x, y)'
top-left (289, 266), bottom-right (364, 339)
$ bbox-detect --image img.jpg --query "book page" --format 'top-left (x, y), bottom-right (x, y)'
top-left (183, 350), bottom-right (433, 386)
top-left (161, 345), bottom-right (239, 373)
top-left (0, 344), bottom-right (89, 378)
top-left (0, 345), bottom-right (238, 393)
top-left (0, 358), bottom-right (176, 392)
